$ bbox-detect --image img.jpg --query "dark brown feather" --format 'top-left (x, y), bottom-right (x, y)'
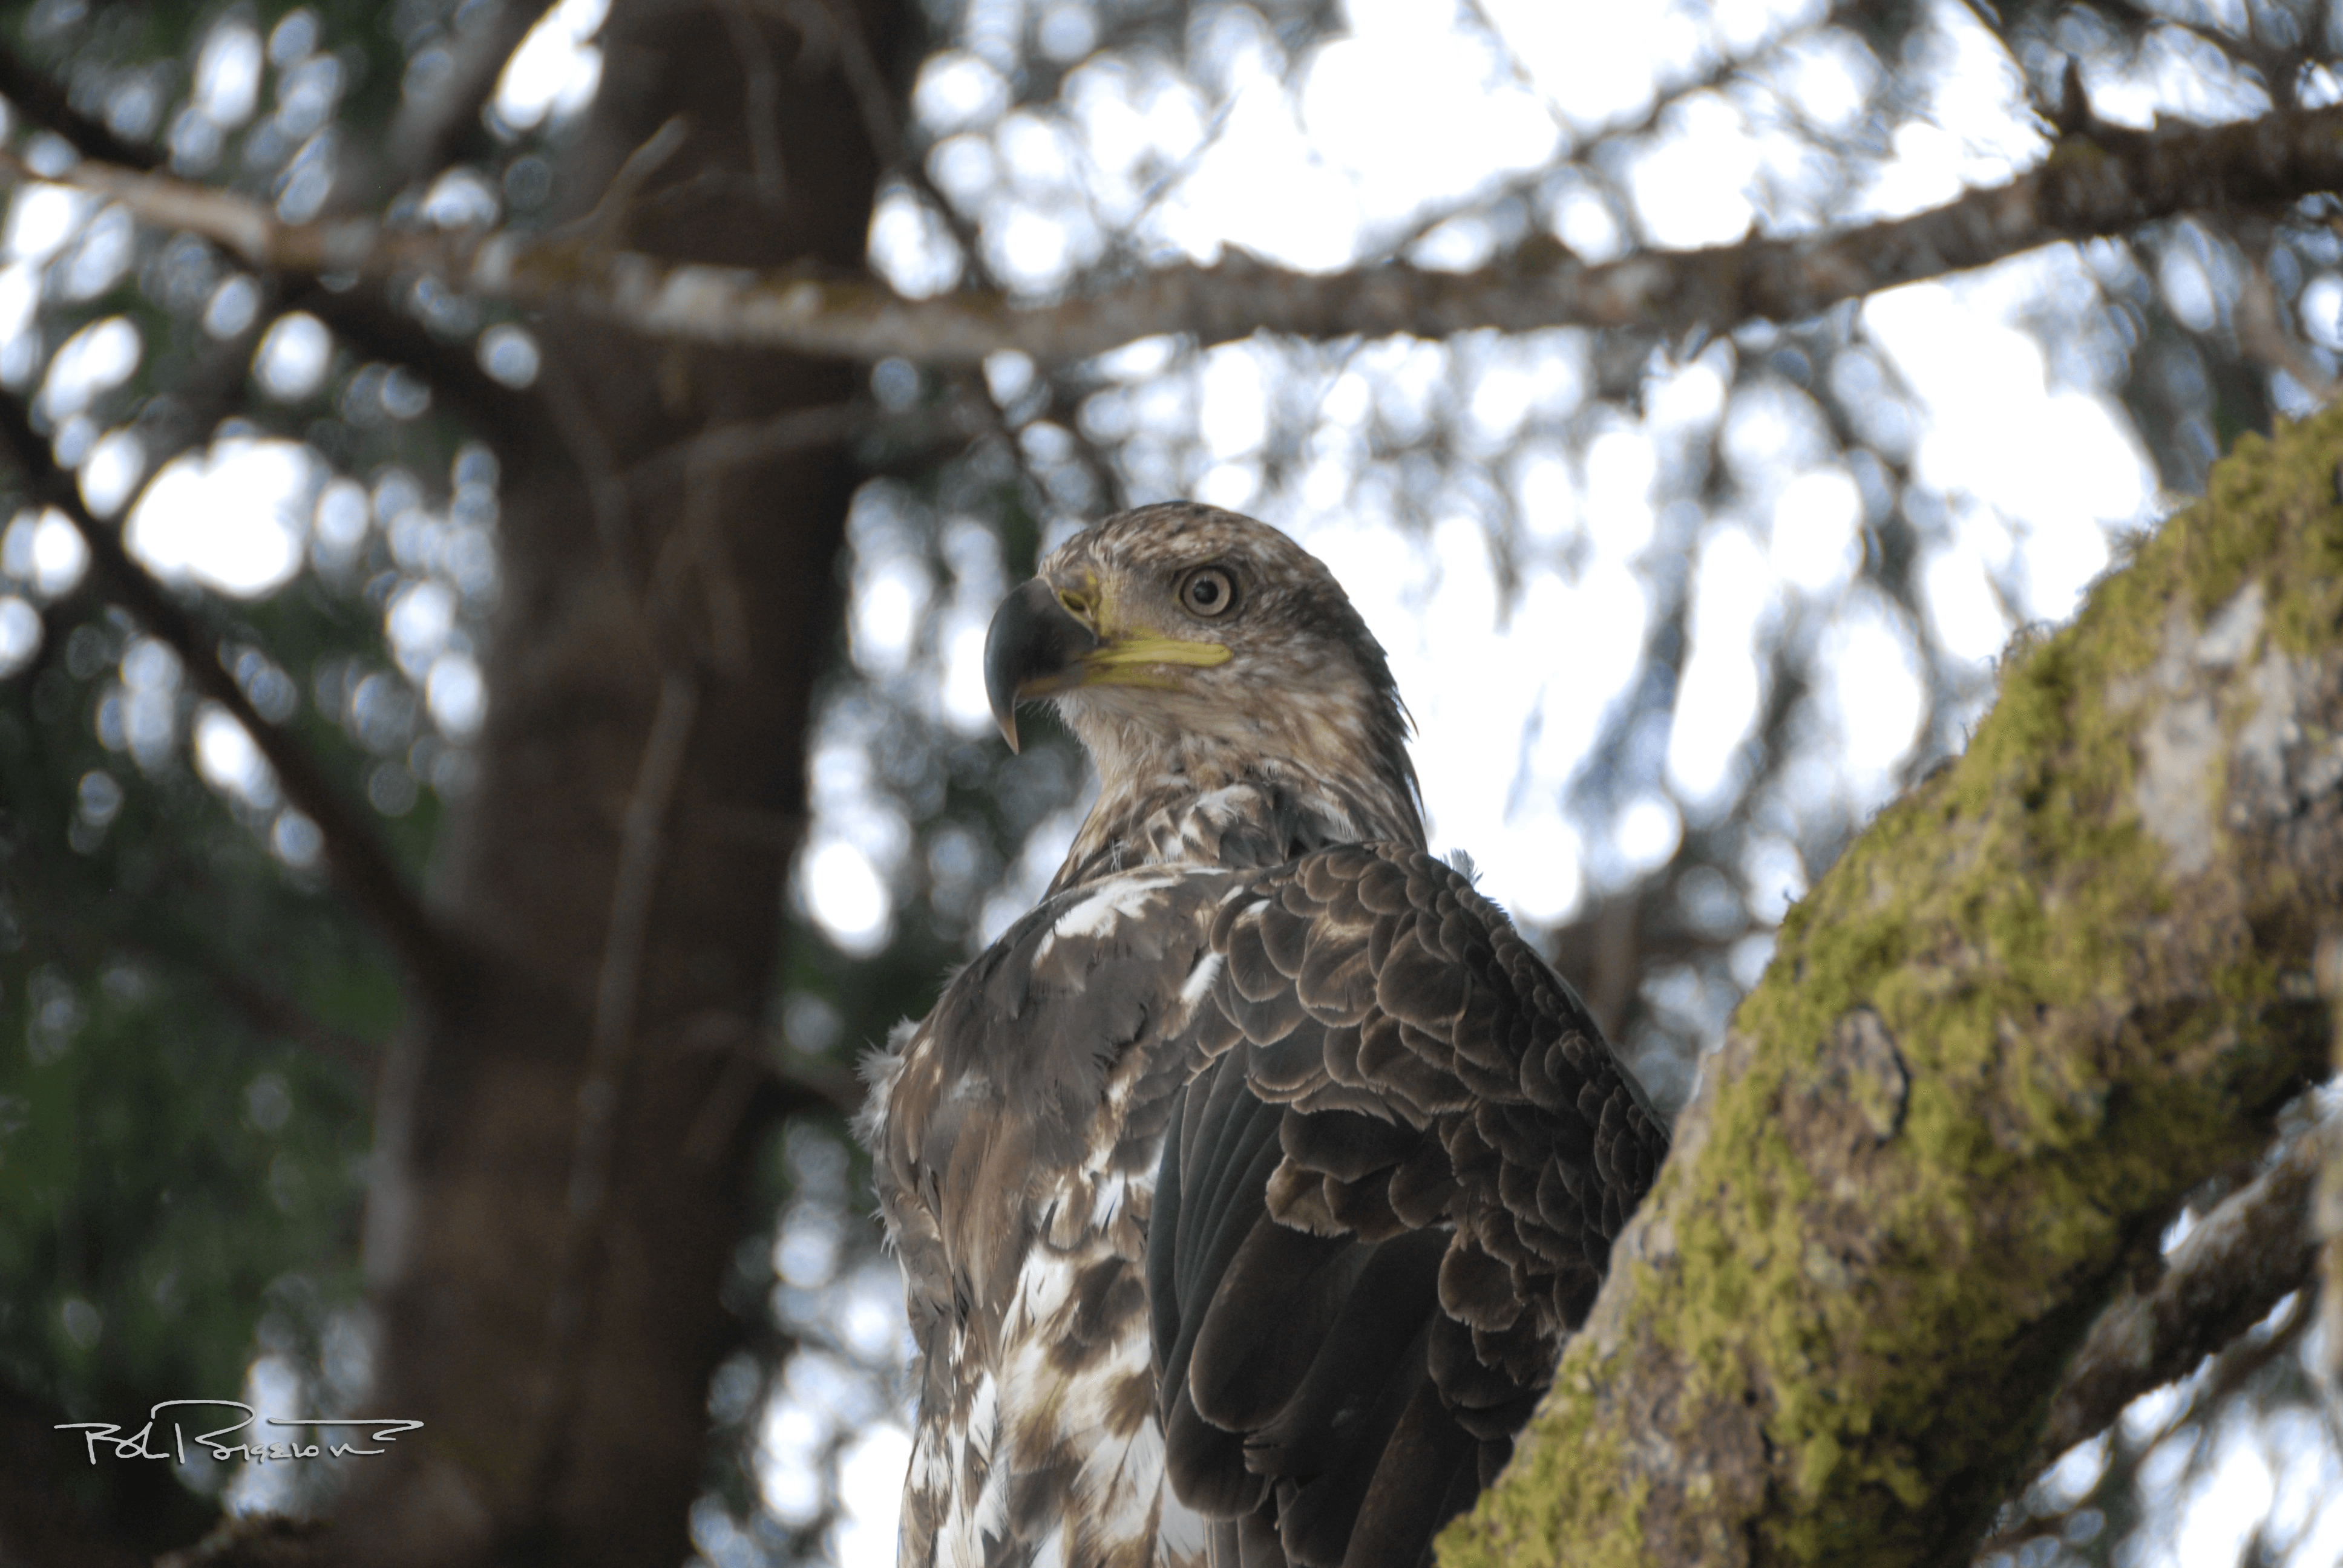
top-left (1277, 1107), bottom-right (1418, 1181)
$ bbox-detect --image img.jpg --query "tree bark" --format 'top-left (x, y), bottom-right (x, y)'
top-left (1440, 405), bottom-right (2343, 1567)
top-left (321, 3), bottom-right (916, 1563)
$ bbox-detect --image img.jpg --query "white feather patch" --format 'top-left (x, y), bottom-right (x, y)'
top-left (1177, 950), bottom-right (1222, 1012)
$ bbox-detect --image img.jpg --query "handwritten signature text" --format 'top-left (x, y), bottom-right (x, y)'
top-left (57, 1401), bottom-right (422, 1465)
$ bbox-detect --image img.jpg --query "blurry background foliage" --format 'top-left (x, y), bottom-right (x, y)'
top-left (0, 0), bottom-right (2337, 1562)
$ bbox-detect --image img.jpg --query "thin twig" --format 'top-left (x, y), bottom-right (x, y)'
top-left (559, 114), bottom-right (693, 252)
top-left (623, 400), bottom-right (866, 496)
top-left (778, 0), bottom-right (906, 166)
top-left (536, 347), bottom-right (643, 589)
top-left (523, 665), bottom-right (701, 1527)
top-left (675, 1014), bottom-right (860, 1165)
top-left (286, 279), bottom-right (552, 451)
top-left (719, 0), bottom-right (788, 207)
top-left (1381, 0), bottom-right (1871, 263)
top-left (2233, 244), bottom-right (2337, 404)
top-left (0, 392), bottom-right (468, 1000)
top-left (768, 0), bottom-right (985, 279)
top-left (646, 433), bottom-right (754, 671)
top-left (189, 952), bottom-right (385, 1075)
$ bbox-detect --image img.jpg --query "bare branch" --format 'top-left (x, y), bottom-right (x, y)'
top-left (0, 40), bottom-right (548, 458)
top-left (650, 439), bottom-right (755, 671)
top-left (719, 0), bottom-right (788, 206)
top-left (382, 0), bottom-right (561, 192)
top-left (559, 113), bottom-right (695, 252)
top-left (525, 665), bottom-right (702, 1529)
top-left (536, 346), bottom-right (644, 587)
top-left (286, 278), bottom-right (552, 450)
top-left (2027, 1109), bottom-right (2336, 1477)
top-left (19, 104), bottom-right (2343, 365)
top-left (0, 393), bottom-right (469, 1002)
top-left (1981, 1292), bottom-right (2316, 1566)
top-left (623, 400), bottom-right (865, 495)
top-left (2229, 229), bottom-right (2336, 405)
top-left (675, 1015), bottom-right (863, 1165)
top-left (760, 1037), bottom-right (862, 1116)
top-left (775, 0), bottom-right (909, 166)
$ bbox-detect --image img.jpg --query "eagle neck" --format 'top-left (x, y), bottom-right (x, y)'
top-left (1048, 751), bottom-right (1424, 895)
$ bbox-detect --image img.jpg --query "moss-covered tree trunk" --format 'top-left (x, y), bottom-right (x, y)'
top-left (1441, 407), bottom-right (2343, 1566)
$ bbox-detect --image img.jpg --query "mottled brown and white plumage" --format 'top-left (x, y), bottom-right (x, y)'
top-left (859, 503), bottom-right (1666, 1568)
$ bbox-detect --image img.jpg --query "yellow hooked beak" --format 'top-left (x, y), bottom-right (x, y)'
top-left (981, 576), bottom-right (1233, 751)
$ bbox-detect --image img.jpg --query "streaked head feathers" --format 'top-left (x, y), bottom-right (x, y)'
top-left (984, 502), bottom-right (1425, 887)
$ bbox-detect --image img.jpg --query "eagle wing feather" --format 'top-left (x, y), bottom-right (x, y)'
top-left (867, 842), bottom-right (1663, 1568)
top-left (1146, 843), bottom-right (1664, 1568)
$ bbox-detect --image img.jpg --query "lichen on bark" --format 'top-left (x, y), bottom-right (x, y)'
top-left (1443, 405), bottom-right (2343, 1568)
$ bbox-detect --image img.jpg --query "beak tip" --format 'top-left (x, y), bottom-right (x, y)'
top-left (985, 575), bottom-right (1093, 757)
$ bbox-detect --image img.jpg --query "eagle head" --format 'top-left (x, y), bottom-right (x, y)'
top-left (984, 501), bottom-right (1424, 853)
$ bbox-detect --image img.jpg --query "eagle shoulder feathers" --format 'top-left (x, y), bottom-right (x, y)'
top-left (860, 504), bottom-right (1666, 1568)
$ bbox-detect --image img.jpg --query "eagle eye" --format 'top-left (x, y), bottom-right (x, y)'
top-left (1178, 566), bottom-right (1237, 619)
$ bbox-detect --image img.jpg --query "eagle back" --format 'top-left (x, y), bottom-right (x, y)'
top-left (862, 793), bottom-right (1667, 1568)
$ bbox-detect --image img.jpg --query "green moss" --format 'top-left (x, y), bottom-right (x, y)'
top-left (1437, 1332), bottom-right (1647, 1568)
top-left (1463, 406), bottom-right (2343, 1567)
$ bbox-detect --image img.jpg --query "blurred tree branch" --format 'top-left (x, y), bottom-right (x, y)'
top-left (286, 278), bottom-right (560, 454)
top-left (2029, 1103), bottom-right (2335, 1477)
top-left (0, 38), bottom-right (554, 454)
top-left (0, 42), bottom-right (158, 170)
top-left (0, 393), bottom-right (470, 1002)
top-left (19, 103), bottom-right (2343, 365)
top-left (1977, 1289), bottom-right (2318, 1566)
top-left (381, 0), bottom-right (562, 194)
top-left (2318, 937), bottom-right (2343, 1431)
top-left (1442, 407), bottom-right (2343, 1568)
top-left (196, 959), bottom-right (387, 1077)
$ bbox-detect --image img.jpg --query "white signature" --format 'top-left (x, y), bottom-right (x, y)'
top-left (56, 1401), bottom-right (422, 1465)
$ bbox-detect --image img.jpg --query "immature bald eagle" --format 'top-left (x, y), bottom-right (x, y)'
top-left (860, 503), bottom-right (1666, 1568)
